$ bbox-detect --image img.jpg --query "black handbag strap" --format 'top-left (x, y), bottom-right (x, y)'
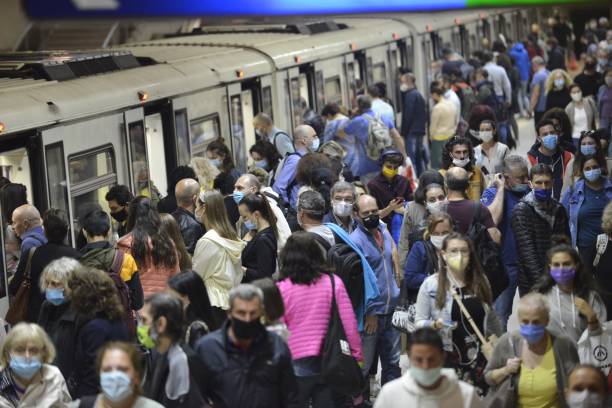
top-left (328, 272), bottom-right (337, 313)
top-left (23, 247), bottom-right (36, 281)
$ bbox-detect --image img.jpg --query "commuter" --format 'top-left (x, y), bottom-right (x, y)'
top-left (273, 125), bottom-right (317, 209)
top-left (277, 232), bottom-right (361, 406)
top-left (415, 232), bottom-right (500, 393)
top-left (439, 76), bottom-right (462, 126)
top-left (159, 213), bottom-right (192, 271)
top-left (566, 84), bottom-right (600, 149)
top-left (171, 178), bottom-right (205, 255)
top-left (249, 139), bottom-right (282, 178)
top-left (511, 163), bottom-right (570, 296)
top-left (545, 69), bottom-right (573, 111)
top-left (189, 156), bottom-right (219, 192)
top-left (594, 202), bottom-right (612, 315)
top-left (194, 284), bottom-right (300, 407)
top-left (117, 196), bottom-right (179, 298)
top-left (473, 119), bottom-right (509, 183)
top-left (562, 153), bottom-right (612, 268)
top-left (157, 165), bottom-right (197, 214)
top-left (324, 181), bottom-right (358, 234)
top-left (598, 68), bottom-right (612, 131)
top-left (320, 139), bottom-right (354, 182)
top-left (374, 328), bottom-right (482, 408)
top-left (322, 103), bottom-right (355, 176)
top-left (297, 190), bottom-right (336, 248)
top-left (527, 118), bottom-right (574, 199)
top-left (79, 209), bottom-right (144, 312)
top-left (252, 278), bottom-right (288, 342)
top-left (442, 48), bottom-right (473, 80)
top-left (429, 85), bottom-right (459, 169)
top-left (37, 257), bottom-right (81, 385)
top-left (207, 140), bottom-right (241, 195)
top-left (399, 72), bottom-right (427, 176)
top-left (398, 170), bottom-right (446, 265)
top-left (542, 106), bottom-right (578, 154)
top-left (509, 40), bottom-right (532, 117)
top-left (546, 37), bottom-right (567, 71)
top-left (300, 98), bottom-right (326, 138)
top-left (485, 293), bottom-right (578, 406)
top-left (9, 209), bottom-right (80, 323)
top-left (473, 69), bottom-right (504, 126)
top-left (350, 194), bottom-right (401, 390)
top-left (238, 192), bottom-right (278, 282)
top-left (105, 184), bottom-right (133, 238)
top-left (253, 112), bottom-right (295, 157)
top-left (367, 149), bottom-right (413, 227)
top-left (404, 213), bottom-right (453, 303)
top-left (596, 48), bottom-right (611, 73)
top-left (0, 323), bottom-right (71, 407)
top-left (9, 204), bottom-right (47, 289)
top-left (496, 52), bottom-right (521, 147)
top-left (192, 191), bottom-right (245, 324)
top-left (530, 56), bottom-right (551, 127)
top-left (483, 51), bottom-right (512, 140)
top-left (69, 266), bottom-right (129, 397)
top-left (67, 342), bottom-right (163, 408)
top-left (295, 153), bottom-right (336, 211)
top-left (565, 364), bottom-right (609, 408)
top-left (368, 84), bottom-right (395, 124)
top-left (481, 155), bottom-right (530, 330)
top-left (534, 241), bottom-right (606, 344)
top-left (0, 183), bottom-right (27, 277)
top-left (572, 130), bottom-right (609, 182)
top-left (574, 56), bottom-right (604, 98)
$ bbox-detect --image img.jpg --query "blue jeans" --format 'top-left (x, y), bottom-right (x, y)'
top-left (405, 134), bottom-right (425, 176)
top-left (494, 264), bottom-right (518, 332)
top-left (361, 314), bottom-right (400, 387)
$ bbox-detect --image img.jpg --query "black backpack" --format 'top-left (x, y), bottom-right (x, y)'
top-left (465, 203), bottom-right (508, 300)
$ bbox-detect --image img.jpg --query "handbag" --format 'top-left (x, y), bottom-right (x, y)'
top-left (321, 272), bottom-right (365, 396)
top-left (5, 247), bottom-right (36, 326)
top-left (483, 337), bottom-right (518, 408)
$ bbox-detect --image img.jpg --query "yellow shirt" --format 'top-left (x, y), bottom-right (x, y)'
top-left (518, 336), bottom-right (559, 408)
top-left (438, 167), bottom-right (484, 202)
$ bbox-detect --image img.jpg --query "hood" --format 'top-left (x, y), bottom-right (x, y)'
top-left (80, 245), bottom-right (115, 271)
top-left (21, 225), bottom-right (46, 241)
top-left (401, 368), bottom-right (461, 399)
top-left (204, 230), bottom-right (245, 261)
top-left (511, 42), bottom-right (526, 52)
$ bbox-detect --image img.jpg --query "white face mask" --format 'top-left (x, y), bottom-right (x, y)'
top-left (452, 157), bottom-right (470, 168)
top-left (400, 84), bottom-right (410, 92)
top-left (430, 234), bottom-right (448, 250)
top-left (426, 200), bottom-right (448, 214)
top-left (571, 92), bottom-right (583, 102)
top-left (333, 201), bottom-right (353, 218)
top-left (567, 390), bottom-right (604, 408)
top-left (554, 78), bottom-right (565, 89)
top-left (479, 130), bottom-right (494, 143)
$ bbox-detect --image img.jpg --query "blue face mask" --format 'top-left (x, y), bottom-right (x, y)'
top-left (100, 370), bottom-right (133, 402)
top-left (511, 183), bottom-right (530, 193)
top-left (45, 288), bottom-right (65, 306)
top-left (254, 159), bottom-right (269, 169)
top-left (244, 219), bottom-right (257, 230)
top-left (209, 158), bottom-right (222, 168)
top-left (580, 144), bottom-right (597, 156)
top-left (533, 188), bottom-right (553, 201)
top-left (310, 137), bottom-right (320, 151)
top-left (520, 323), bottom-right (546, 344)
top-left (584, 168), bottom-right (602, 182)
top-left (233, 190), bottom-right (245, 204)
top-left (10, 356), bottom-right (42, 380)
top-left (541, 134), bottom-right (558, 150)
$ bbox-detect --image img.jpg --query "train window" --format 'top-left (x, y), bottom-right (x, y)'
top-left (145, 113), bottom-right (169, 197)
top-left (230, 94), bottom-right (247, 173)
top-left (345, 62), bottom-right (357, 109)
top-left (69, 148), bottom-right (114, 184)
top-left (325, 76), bottom-right (342, 105)
top-left (389, 50), bottom-right (400, 113)
top-left (190, 114), bottom-right (221, 157)
top-left (315, 71), bottom-right (325, 112)
top-left (366, 57), bottom-right (374, 86)
top-left (290, 77), bottom-right (302, 128)
top-left (262, 86), bottom-right (273, 120)
top-left (372, 62), bottom-right (386, 84)
top-left (403, 36), bottom-right (414, 73)
top-left (127, 122), bottom-right (151, 198)
top-left (175, 109), bottom-right (191, 166)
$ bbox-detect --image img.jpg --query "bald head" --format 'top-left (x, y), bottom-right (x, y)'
top-left (445, 167), bottom-right (469, 195)
top-left (293, 125), bottom-right (316, 150)
top-left (175, 178), bottom-right (200, 209)
top-left (12, 204), bottom-right (42, 237)
top-left (235, 174), bottom-right (261, 195)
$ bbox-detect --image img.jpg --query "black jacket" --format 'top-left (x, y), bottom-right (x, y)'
top-left (547, 46), bottom-right (566, 71)
top-left (241, 227), bottom-right (277, 283)
top-left (171, 207), bottom-right (205, 255)
top-left (195, 321), bottom-right (299, 408)
top-left (157, 194), bottom-right (178, 214)
top-left (511, 192), bottom-right (570, 296)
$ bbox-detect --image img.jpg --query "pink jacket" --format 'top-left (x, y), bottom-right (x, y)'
top-left (277, 274), bottom-right (362, 361)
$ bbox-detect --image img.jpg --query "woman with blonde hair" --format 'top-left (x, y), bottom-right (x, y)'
top-left (545, 69), bottom-right (573, 111)
top-left (190, 156), bottom-right (219, 192)
top-left (192, 190), bottom-right (245, 324)
top-left (0, 322), bottom-right (71, 407)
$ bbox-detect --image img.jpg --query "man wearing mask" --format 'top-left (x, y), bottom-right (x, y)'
top-left (511, 164), bottom-right (570, 296)
top-left (253, 112), bottom-right (294, 157)
top-left (565, 365), bottom-right (609, 408)
top-left (527, 119), bottom-right (574, 200)
top-left (195, 284), bottom-right (299, 407)
top-left (481, 156), bottom-right (530, 330)
top-left (530, 56), bottom-right (550, 127)
top-left (105, 184), bottom-right (133, 238)
top-left (324, 181), bottom-right (358, 234)
top-left (374, 328), bottom-right (482, 408)
top-left (399, 72), bottom-right (427, 175)
top-left (172, 178), bottom-right (205, 255)
top-left (297, 190), bottom-right (336, 249)
top-left (351, 194), bottom-right (401, 400)
top-left (574, 56), bottom-right (604, 98)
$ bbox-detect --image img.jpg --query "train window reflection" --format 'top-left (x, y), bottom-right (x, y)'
top-left (127, 122), bottom-right (151, 198)
top-left (69, 149), bottom-right (113, 184)
top-left (190, 115), bottom-right (220, 157)
top-left (325, 76), bottom-right (342, 105)
top-left (262, 86), bottom-right (273, 121)
top-left (175, 109), bottom-right (191, 166)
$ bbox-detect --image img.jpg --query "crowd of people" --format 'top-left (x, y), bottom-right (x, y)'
top-left (0, 11), bottom-right (611, 408)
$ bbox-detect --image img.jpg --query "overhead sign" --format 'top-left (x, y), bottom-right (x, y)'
top-left (24, 0), bottom-right (598, 18)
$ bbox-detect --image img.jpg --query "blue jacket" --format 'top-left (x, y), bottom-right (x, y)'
top-left (400, 88), bottom-right (427, 138)
top-left (350, 222), bottom-right (399, 316)
top-left (403, 240), bottom-right (436, 291)
top-left (272, 149), bottom-right (305, 209)
top-left (509, 42), bottom-right (531, 81)
top-left (19, 225), bottom-right (47, 256)
top-left (561, 178), bottom-right (612, 248)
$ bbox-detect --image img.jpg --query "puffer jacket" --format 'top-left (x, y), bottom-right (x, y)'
top-left (171, 207), bottom-right (205, 255)
top-left (511, 191), bottom-right (570, 296)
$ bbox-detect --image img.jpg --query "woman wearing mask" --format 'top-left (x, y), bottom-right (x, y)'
top-left (566, 84), bottom-right (599, 149)
top-left (206, 140), bottom-right (241, 195)
top-left (572, 130), bottom-right (608, 183)
top-left (249, 140), bottom-right (282, 184)
top-left (597, 68), bottom-right (612, 134)
top-left (484, 293), bottom-right (579, 408)
top-left (0, 323), bottom-right (71, 407)
top-left (545, 69), bottom-right (573, 111)
top-left (440, 136), bottom-right (485, 202)
top-left (415, 232), bottom-right (501, 394)
top-left (404, 213), bottom-right (453, 303)
top-left (68, 342), bottom-right (163, 408)
top-left (192, 191), bottom-right (245, 326)
top-left (238, 192), bottom-right (278, 283)
top-left (562, 154), bottom-right (612, 268)
top-left (534, 241), bottom-right (606, 344)
top-left (472, 120), bottom-right (510, 184)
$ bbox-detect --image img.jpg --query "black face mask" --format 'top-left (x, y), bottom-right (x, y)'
top-left (111, 208), bottom-right (128, 223)
top-left (361, 214), bottom-right (380, 230)
top-left (231, 317), bottom-right (263, 340)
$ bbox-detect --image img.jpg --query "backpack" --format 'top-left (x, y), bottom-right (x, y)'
top-left (363, 113), bottom-right (392, 160)
top-left (272, 131), bottom-right (293, 153)
top-left (109, 250), bottom-right (136, 337)
top-left (465, 202), bottom-right (508, 300)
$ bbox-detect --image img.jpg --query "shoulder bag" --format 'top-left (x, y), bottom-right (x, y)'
top-left (5, 247), bottom-right (36, 325)
top-left (483, 336), bottom-right (518, 408)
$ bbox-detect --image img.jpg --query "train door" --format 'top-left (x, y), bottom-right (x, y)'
top-left (171, 97), bottom-right (194, 166)
top-left (344, 54), bottom-right (358, 109)
top-left (387, 42), bottom-right (401, 114)
top-left (366, 45), bottom-right (391, 103)
top-left (144, 112), bottom-right (169, 197)
top-left (227, 82), bottom-right (258, 173)
top-left (314, 56), bottom-right (346, 109)
top-left (259, 75), bottom-right (275, 120)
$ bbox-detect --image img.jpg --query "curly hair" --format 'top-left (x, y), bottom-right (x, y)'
top-left (441, 136), bottom-right (475, 171)
top-left (69, 266), bottom-right (125, 322)
top-left (545, 69), bottom-right (572, 94)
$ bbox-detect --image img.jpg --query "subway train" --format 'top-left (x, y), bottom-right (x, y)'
top-left (0, 7), bottom-right (538, 313)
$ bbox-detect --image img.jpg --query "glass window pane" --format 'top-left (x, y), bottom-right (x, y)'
top-left (290, 77), bottom-right (302, 128)
top-left (230, 95), bottom-right (247, 173)
top-left (346, 62), bottom-right (357, 109)
top-left (46, 143), bottom-right (69, 217)
top-left (262, 86), bottom-right (273, 121)
top-left (366, 57), bottom-right (374, 85)
top-left (128, 121), bottom-right (150, 198)
top-left (315, 71), bottom-right (325, 111)
top-left (373, 62), bottom-right (386, 84)
top-left (175, 109), bottom-right (191, 166)
top-left (69, 149), bottom-right (114, 183)
top-left (190, 116), bottom-right (220, 157)
top-left (325, 76), bottom-right (342, 105)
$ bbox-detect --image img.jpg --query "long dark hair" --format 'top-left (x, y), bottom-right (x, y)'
top-left (573, 131), bottom-right (609, 177)
top-left (249, 140), bottom-right (281, 172)
top-left (125, 196), bottom-right (177, 269)
top-left (168, 271), bottom-right (217, 331)
top-left (239, 192), bottom-right (278, 238)
top-left (159, 213), bottom-right (192, 270)
top-left (207, 140), bottom-right (235, 174)
top-left (279, 231), bottom-right (326, 285)
top-left (413, 170), bottom-right (445, 205)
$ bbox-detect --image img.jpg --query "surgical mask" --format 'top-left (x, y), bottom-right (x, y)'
top-left (100, 370), bottom-right (133, 403)
top-left (584, 168), bottom-right (602, 182)
top-left (9, 356), bottom-right (42, 380)
top-left (333, 201), bottom-right (353, 218)
top-left (580, 144), bottom-right (597, 156)
top-left (520, 323), bottom-right (546, 344)
top-left (136, 323), bottom-right (157, 349)
top-left (382, 166), bottom-right (398, 179)
top-left (554, 79), bottom-right (565, 89)
top-left (430, 234), bottom-right (448, 250)
top-left (111, 208), bottom-right (128, 223)
top-left (233, 190), bottom-right (245, 204)
top-left (45, 288), bottom-right (65, 306)
top-left (254, 159), bottom-right (269, 169)
top-left (452, 157), bottom-right (470, 168)
top-left (410, 365), bottom-right (442, 387)
top-left (445, 253), bottom-right (468, 272)
top-left (400, 84), bottom-right (410, 92)
top-left (310, 137), bottom-right (320, 151)
top-left (533, 188), bottom-right (553, 202)
top-left (567, 390), bottom-right (604, 408)
top-left (244, 219), bottom-right (257, 230)
top-left (210, 158), bottom-right (222, 168)
top-left (426, 200), bottom-right (448, 214)
top-left (479, 130), bottom-right (494, 143)
top-left (231, 317), bottom-right (263, 340)
top-left (571, 92), bottom-right (583, 102)
top-left (541, 134), bottom-right (558, 150)
top-left (361, 214), bottom-right (380, 230)
top-left (550, 267), bottom-right (576, 285)
top-left (510, 183), bottom-right (530, 193)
